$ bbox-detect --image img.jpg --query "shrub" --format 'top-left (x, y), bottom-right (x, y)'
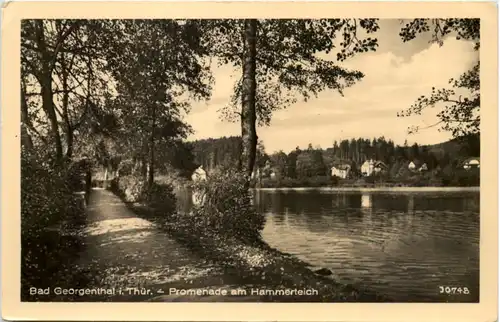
top-left (259, 178), bottom-right (279, 188)
top-left (143, 183), bottom-right (177, 215)
top-left (114, 175), bottom-right (147, 203)
top-left (21, 152), bottom-right (86, 294)
top-left (112, 174), bottom-right (177, 215)
top-left (454, 168), bottom-right (480, 187)
top-left (117, 159), bottom-right (135, 176)
top-left (364, 175), bottom-right (376, 184)
top-left (306, 175), bottom-right (330, 187)
top-left (280, 177), bottom-right (300, 188)
top-left (21, 153), bottom-right (79, 235)
top-left (187, 170), bottom-right (266, 243)
top-left (258, 176), bottom-right (331, 188)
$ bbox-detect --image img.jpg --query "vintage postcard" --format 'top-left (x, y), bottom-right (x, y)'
top-left (1, 1), bottom-right (498, 321)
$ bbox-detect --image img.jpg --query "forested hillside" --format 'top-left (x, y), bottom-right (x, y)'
top-left (186, 134), bottom-right (480, 187)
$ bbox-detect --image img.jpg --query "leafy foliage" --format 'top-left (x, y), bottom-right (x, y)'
top-left (111, 174), bottom-right (177, 215)
top-left (21, 20), bottom-right (213, 182)
top-left (188, 170), bottom-right (266, 242)
top-left (399, 18), bottom-right (479, 49)
top-left (398, 19), bottom-right (480, 138)
top-left (143, 183), bottom-right (177, 214)
top-left (21, 152), bottom-right (83, 235)
top-left (257, 176), bottom-right (332, 188)
top-left (112, 175), bottom-right (147, 203)
top-left (21, 150), bottom-right (88, 298)
top-left (207, 19), bottom-right (380, 126)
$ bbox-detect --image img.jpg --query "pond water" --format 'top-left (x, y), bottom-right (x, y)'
top-left (254, 189), bottom-right (480, 302)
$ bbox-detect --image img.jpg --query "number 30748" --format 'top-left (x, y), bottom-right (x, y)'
top-left (439, 286), bottom-right (470, 294)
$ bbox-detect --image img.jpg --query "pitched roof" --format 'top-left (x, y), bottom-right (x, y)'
top-left (464, 157), bottom-right (480, 163)
top-left (332, 164), bottom-right (351, 170)
top-left (374, 161), bottom-right (388, 169)
top-left (409, 160), bottom-right (423, 167)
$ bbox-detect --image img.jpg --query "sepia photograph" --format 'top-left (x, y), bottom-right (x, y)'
top-left (1, 1), bottom-right (498, 321)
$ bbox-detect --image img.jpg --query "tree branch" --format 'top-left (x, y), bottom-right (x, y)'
top-left (50, 21), bottom-right (80, 71)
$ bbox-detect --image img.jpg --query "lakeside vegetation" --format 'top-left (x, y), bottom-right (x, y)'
top-left (253, 168), bottom-right (480, 188)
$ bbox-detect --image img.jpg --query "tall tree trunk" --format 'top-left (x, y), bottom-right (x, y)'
top-left (66, 130), bottom-right (74, 159)
top-left (35, 21), bottom-right (63, 163)
top-left (41, 74), bottom-right (63, 162)
top-left (61, 53), bottom-right (73, 159)
top-left (240, 19), bottom-right (258, 178)
top-left (147, 104), bottom-right (156, 188)
top-left (20, 82), bottom-right (34, 151)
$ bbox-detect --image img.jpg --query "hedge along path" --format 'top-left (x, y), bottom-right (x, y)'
top-left (66, 188), bottom-right (264, 302)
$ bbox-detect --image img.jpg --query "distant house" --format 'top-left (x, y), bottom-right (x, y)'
top-left (270, 171), bottom-right (277, 179)
top-left (409, 160), bottom-right (427, 172)
top-left (374, 161), bottom-right (388, 173)
top-left (361, 160), bottom-right (388, 176)
top-left (408, 160), bottom-right (423, 171)
top-left (463, 157), bottom-right (480, 170)
top-left (331, 164), bottom-right (351, 179)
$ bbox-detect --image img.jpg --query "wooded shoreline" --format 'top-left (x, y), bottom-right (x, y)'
top-left (255, 186), bottom-right (480, 192)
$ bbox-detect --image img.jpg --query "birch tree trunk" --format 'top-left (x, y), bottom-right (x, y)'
top-left (240, 19), bottom-right (258, 178)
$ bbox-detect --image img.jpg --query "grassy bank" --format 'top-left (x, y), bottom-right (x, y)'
top-left (110, 172), bottom-right (392, 302)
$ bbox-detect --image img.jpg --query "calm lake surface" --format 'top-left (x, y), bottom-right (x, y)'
top-left (254, 189), bottom-right (480, 302)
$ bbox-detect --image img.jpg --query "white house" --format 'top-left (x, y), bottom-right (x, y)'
top-left (361, 160), bottom-right (388, 176)
top-left (463, 158), bottom-right (480, 170)
top-left (191, 166), bottom-right (207, 182)
top-left (361, 160), bottom-right (372, 176)
top-left (331, 164), bottom-right (351, 179)
top-left (409, 160), bottom-right (427, 172)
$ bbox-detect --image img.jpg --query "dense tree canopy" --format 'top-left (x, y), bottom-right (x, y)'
top-left (21, 20), bottom-right (213, 186)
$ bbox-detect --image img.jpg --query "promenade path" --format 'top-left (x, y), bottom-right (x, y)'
top-left (67, 188), bottom-right (264, 302)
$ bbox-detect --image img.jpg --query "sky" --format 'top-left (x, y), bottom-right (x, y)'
top-left (185, 19), bottom-right (479, 154)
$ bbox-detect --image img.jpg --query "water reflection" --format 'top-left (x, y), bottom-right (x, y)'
top-left (256, 189), bottom-right (480, 301)
top-left (361, 194), bottom-right (372, 208)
